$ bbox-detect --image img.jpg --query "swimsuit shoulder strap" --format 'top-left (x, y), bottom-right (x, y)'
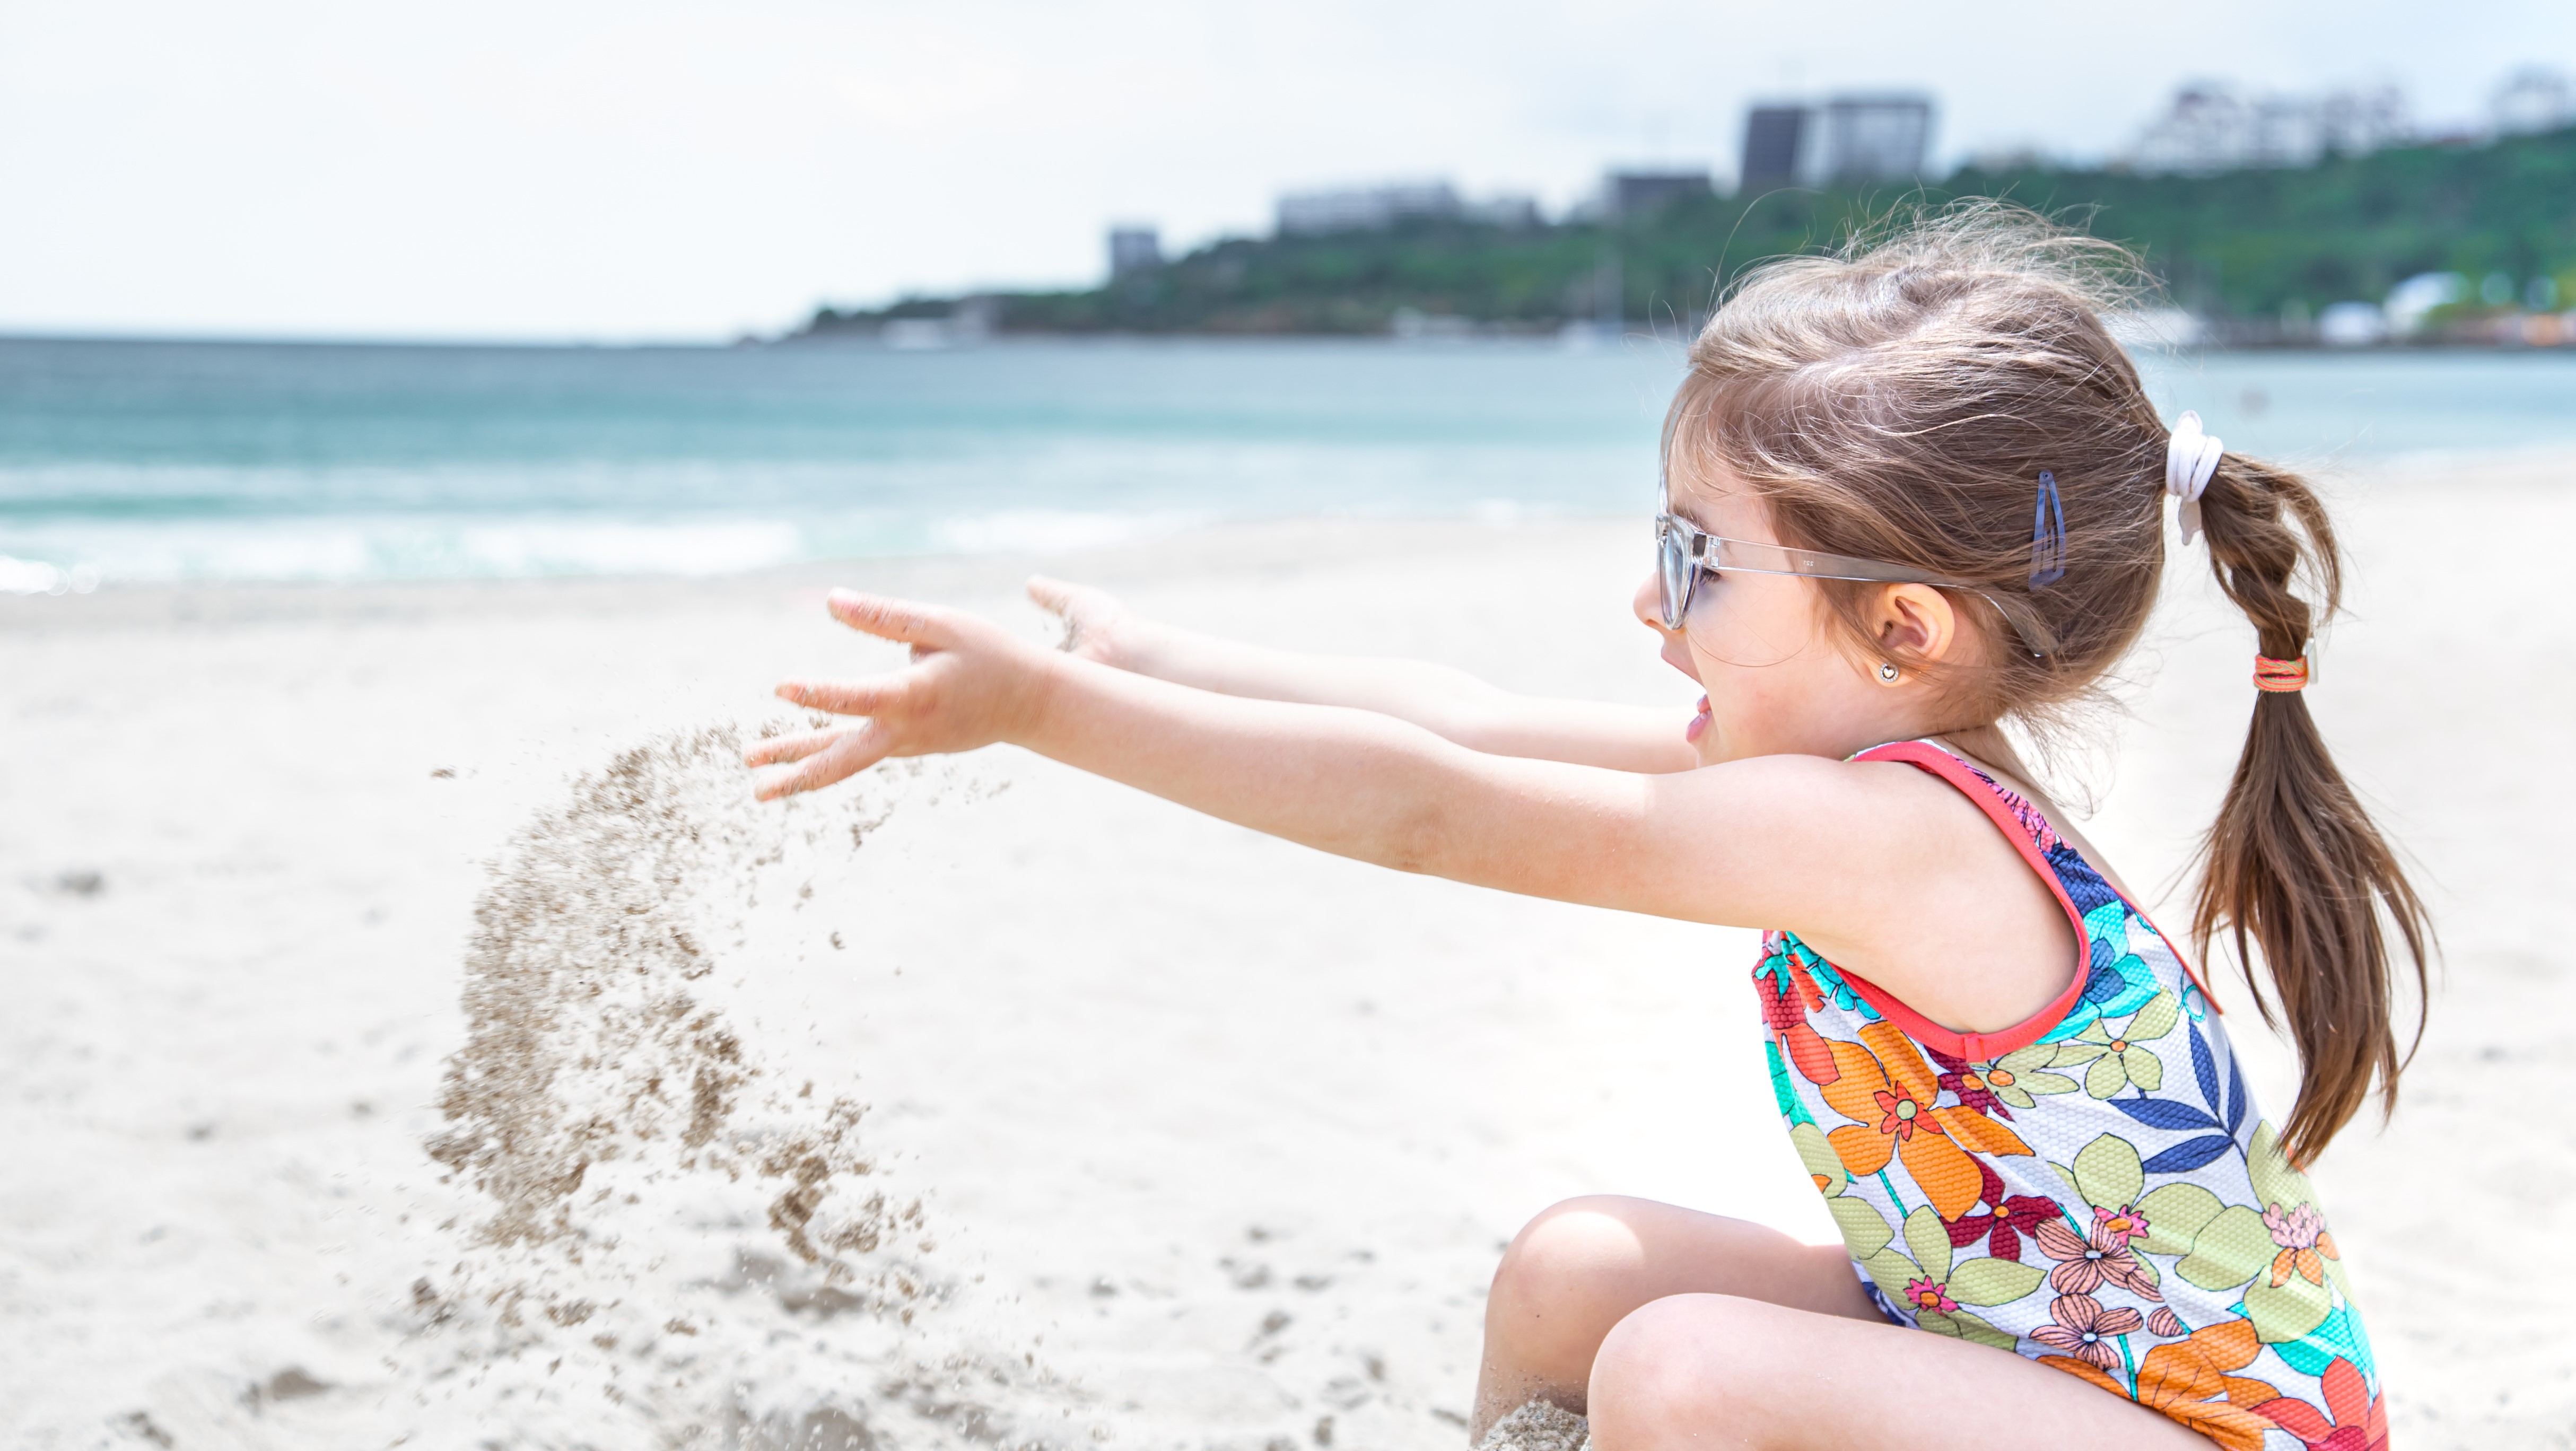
top-left (1831, 739), bottom-right (2204, 1061)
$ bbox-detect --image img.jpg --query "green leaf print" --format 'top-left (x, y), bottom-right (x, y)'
top-left (2127, 990), bottom-right (2181, 1041)
top-left (1902, 1205), bottom-right (1952, 1283)
top-left (2246, 1122), bottom-right (2319, 1216)
top-left (2056, 991), bottom-right (2178, 1098)
top-left (1828, 1196), bottom-right (1893, 1257)
top-left (2066, 1133), bottom-right (2145, 1211)
top-left (2243, 1270), bottom-right (2334, 1344)
top-left (2175, 1205), bottom-right (2274, 1289)
top-left (1986, 1043), bottom-right (2082, 1106)
top-left (1946, 1257), bottom-right (2045, 1306)
top-left (1789, 1121), bottom-right (1847, 1196)
top-left (1861, 1246), bottom-right (1920, 1303)
top-left (2134, 1183), bottom-right (2225, 1256)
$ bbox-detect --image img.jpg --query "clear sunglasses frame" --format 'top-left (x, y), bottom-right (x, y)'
top-left (1654, 511), bottom-right (2057, 657)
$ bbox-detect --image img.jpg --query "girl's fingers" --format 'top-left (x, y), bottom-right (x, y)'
top-left (753, 721), bottom-right (894, 800)
top-left (1025, 575), bottom-right (1075, 615)
top-left (827, 589), bottom-right (954, 647)
top-left (775, 675), bottom-right (904, 717)
top-left (742, 728), bottom-right (847, 768)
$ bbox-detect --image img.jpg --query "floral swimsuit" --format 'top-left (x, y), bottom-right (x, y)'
top-left (1758, 740), bottom-right (2384, 1451)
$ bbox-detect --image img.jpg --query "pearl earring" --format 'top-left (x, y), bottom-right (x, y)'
top-left (1877, 662), bottom-right (1901, 684)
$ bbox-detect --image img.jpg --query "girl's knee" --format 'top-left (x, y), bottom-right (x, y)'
top-left (1587, 1295), bottom-right (1785, 1445)
top-left (1488, 1197), bottom-right (1648, 1319)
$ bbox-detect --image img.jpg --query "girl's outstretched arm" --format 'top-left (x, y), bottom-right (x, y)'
top-left (746, 591), bottom-right (1939, 945)
top-left (1028, 576), bottom-right (1698, 774)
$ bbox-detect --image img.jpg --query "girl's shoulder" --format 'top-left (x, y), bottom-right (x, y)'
top-left (1865, 736), bottom-right (2146, 910)
top-left (1787, 737), bottom-right (2162, 1038)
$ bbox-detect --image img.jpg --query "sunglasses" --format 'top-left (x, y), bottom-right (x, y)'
top-left (1655, 511), bottom-right (2057, 657)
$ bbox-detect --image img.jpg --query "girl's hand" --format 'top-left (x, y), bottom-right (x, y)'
top-left (745, 588), bottom-right (1056, 800)
top-left (1026, 575), bottom-right (1141, 668)
top-left (1025, 580), bottom-right (1149, 670)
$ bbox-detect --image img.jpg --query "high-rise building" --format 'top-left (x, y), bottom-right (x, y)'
top-left (1820, 95), bottom-right (1934, 183)
top-left (1740, 106), bottom-right (1810, 190)
top-left (1739, 94), bottom-right (1933, 190)
top-left (1107, 226), bottom-right (1162, 279)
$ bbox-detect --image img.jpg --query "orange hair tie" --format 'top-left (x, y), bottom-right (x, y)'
top-left (2253, 655), bottom-right (2310, 693)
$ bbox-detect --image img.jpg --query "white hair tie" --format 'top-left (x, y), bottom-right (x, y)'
top-left (2165, 410), bottom-right (2224, 546)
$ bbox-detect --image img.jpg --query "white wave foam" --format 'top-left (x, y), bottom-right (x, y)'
top-left (0, 556), bottom-right (100, 595)
top-left (0, 516), bottom-right (809, 586)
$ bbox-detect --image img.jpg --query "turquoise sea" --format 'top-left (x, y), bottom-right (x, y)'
top-left (4, 336), bottom-right (2572, 589)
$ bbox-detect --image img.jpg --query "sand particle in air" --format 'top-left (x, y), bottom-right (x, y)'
top-left (402, 722), bottom-right (1061, 1449)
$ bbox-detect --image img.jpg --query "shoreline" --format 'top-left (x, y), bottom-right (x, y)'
top-left (3, 437), bottom-right (2573, 614)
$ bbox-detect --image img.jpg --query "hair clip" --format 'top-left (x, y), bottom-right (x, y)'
top-left (2029, 470), bottom-right (2067, 588)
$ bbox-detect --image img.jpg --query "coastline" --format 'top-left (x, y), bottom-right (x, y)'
top-left (3, 454), bottom-right (2570, 1447)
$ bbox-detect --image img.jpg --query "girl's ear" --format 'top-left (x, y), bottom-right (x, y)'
top-left (1874, 583), bottom-right (1958, 667)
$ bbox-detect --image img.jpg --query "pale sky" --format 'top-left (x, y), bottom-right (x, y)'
top-left (4, 0), bottom-right (2570, 341)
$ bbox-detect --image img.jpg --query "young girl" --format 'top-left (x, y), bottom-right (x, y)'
top-left (747, 209), bottom-right (2425, 1451)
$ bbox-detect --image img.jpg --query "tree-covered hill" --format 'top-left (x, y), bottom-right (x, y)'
top-left (799, 125), bottom-right (2576, 338)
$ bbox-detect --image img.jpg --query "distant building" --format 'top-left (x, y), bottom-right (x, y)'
top-left (1735, 94), bottom-right (1934, 190)
top-left (2126, 82), bottom-right (2409, 174)
top-left (1740, 106), bottom-right (1810, 189)
top-left (1820, 94), bottom-right (1934, 182)
top-left (1107, 226), bottom-right (1162, 279)
top-left (1603, 170), bottom-right (1714, 218)
top-left (1276, 182), bottom-right (1461, 237)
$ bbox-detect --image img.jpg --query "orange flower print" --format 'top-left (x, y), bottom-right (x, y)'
top-left (2042, 1318), bottom-right (2282, 1451)
top-left (1818, 1023), bottom-right (2031, 1220)
top-left (2252, 1357), bottom-right (2386, 1451)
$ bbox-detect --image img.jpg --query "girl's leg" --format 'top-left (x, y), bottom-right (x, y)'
top-left (1587, 1292), bottom-right (2216, 1450)
top-left (1471, 1196), bottom-right (1879, 1436)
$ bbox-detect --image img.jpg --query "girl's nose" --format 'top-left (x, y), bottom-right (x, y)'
top-left (1632, 572), bottom-right (1671, 635)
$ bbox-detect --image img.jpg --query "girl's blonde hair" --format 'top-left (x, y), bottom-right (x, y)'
top-left (1667, 202), bottom-right (2429, 1167)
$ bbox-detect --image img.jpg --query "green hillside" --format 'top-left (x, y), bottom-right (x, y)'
top-left (801, 126), bottom-right (2576, 338)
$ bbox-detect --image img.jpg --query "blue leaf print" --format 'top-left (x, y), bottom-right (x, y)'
top-left (2110, 1097), bottom-right (2220, 1132)
top-left (2224, 1050), bottom-right (2248, 1135)
top-left (2060, 856), bottom-right (2122, 916)
top-left (2140, 1134), bottom-right (2237, 1173)
top-left (2189, 1022), bottom-right (2220, 1114)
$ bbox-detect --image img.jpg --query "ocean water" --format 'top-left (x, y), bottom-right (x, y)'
top-left (4, 336), bottom-right (2572, 589)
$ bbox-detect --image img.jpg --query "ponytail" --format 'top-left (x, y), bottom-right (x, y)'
top-left (2190, 458), bottom-right (2432, 1169)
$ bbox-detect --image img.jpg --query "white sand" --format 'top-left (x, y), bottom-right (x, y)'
top-left (2, 453), bottom-right (2570, 1449)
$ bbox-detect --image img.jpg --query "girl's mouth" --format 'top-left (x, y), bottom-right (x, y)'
top-left (1685, 694), bottom-right (1711, 744)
